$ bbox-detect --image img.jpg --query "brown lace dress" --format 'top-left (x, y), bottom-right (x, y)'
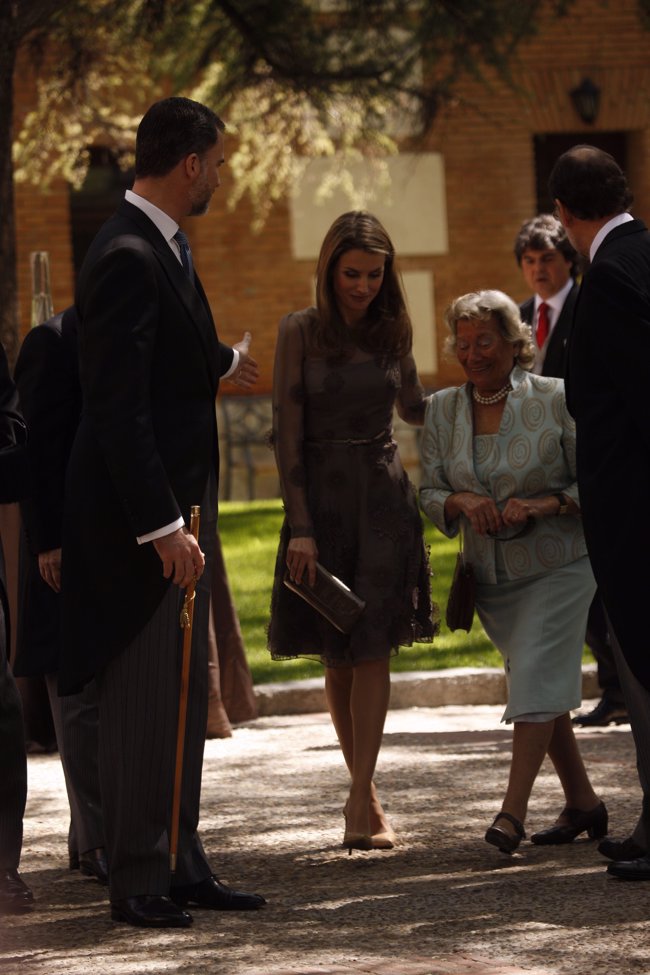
top-left (268, 307), bottom-right (437, 666)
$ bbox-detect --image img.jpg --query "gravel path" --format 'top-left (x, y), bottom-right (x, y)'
top-left (1, 704), bottom-right (647, 975)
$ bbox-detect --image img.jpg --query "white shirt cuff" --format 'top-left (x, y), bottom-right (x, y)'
top-left (137, 516), bottom-right (185, 545)
top-left (222, 348), bottom-right (239, 379)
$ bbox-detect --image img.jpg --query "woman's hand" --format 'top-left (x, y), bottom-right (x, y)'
top-left (446, 492), bottom-right (504, 536)
top-left (501, 496), bottom-right (563, 526)
top-left (287, 536), bottom-right (318, 586)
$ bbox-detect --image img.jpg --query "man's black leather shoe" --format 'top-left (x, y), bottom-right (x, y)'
top-left (599, 836), bottom-right (647, 861)
top-left (572, 697), bottom-right (629, 727)
top-left (79, 847), bottom-right (109, 885)
top-left (0, 869), bottom-right (34, 914)
top-left (111, 895), bottom-right (193, 927)
top-left (607, 854), bottom-right (650, 880)
top-left (171, 875), bottom-right (266, 911)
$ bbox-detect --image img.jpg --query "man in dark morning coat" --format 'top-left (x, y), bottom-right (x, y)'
top-left (0, 344), bottom-right (33, 914)
top-left (59, 96), bottom-right (264, 927)
top-left (551, 144), bottom-right (650, 879)
top-left (516, 214), bottom-right (627, 731)
top-left (13, 307), bottom-right (106, 885)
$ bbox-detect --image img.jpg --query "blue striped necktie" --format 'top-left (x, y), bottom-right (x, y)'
top-left (173, 229), bottom-right (195, 285)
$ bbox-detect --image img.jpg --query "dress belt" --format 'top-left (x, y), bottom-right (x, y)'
top-left (305, 429), bottom-right (393, 447)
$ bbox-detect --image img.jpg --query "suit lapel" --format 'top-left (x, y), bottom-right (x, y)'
top-left (116, 202), bottom-right (220, 392)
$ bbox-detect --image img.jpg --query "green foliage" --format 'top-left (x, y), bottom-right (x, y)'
top-left (218, 498), bottom-right (502, 685)
top-left (13, 0), bottom-right (579, 226)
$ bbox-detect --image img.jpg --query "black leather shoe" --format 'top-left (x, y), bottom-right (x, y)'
top-left (111, 895), bottom-right (193, 927)
top-left (531, 801), bottom-right (608, 844)
top-left (79, 847), bottom-right (108, 885)
top-left (171, 875), bottom-right (266, 911)
top-left (607, 854), bottom-right (650, 881)
top-left (69, 851), bottom-right (80, 871)
top-left (599, 836), bottom-right (647, 861)
top-left (485, 812), bottom-right (525, 854)
top-left (572, 698), bottom-right (629, 727)
top-left (0, 869), bottom-right (34, 914)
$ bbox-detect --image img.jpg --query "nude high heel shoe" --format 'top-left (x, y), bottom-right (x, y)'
top-left (371, 829), bottom-right (396, 850)
top-left (342, 806), bottom-right (372, 854)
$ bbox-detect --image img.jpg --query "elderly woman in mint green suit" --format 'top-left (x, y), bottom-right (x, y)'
top-left (420, 289), bottom-right (606, 855)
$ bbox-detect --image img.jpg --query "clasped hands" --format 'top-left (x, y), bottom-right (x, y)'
top-left (450, 492), bottom-right (550, 536)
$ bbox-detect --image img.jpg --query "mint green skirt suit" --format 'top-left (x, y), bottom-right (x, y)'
top-left (419, 367), bottom-right (596, 722)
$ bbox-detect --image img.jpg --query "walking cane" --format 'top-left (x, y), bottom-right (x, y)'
top-left (170, 505), bottom-right (201, 873)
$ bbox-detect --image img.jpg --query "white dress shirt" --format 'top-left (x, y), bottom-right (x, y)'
top-left (590, 211), bottom-right (635, 262)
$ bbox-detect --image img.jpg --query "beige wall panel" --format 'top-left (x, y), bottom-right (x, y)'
top-left (290, 153), bottom-right (448, 259)
top-left (402, 270), bottom-right (437, 376)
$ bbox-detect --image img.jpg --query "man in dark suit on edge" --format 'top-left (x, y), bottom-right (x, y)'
top-left (59, 96), bottom-right (265, 927)
top-left (516, 214), bottom-right (627, 730)
top-left (14, 307), bottom-right (107, 885)
top-left (0, 344), bottom-right (33, 915)
top-left (551, 144), bottom-right (650, 879)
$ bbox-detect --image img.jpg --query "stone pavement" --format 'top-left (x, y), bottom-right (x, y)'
top-left (1, 672), bottom-right (649, 975)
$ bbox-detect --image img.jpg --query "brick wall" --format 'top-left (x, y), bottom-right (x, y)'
top-left (13, 0), bottom-right (650, 397)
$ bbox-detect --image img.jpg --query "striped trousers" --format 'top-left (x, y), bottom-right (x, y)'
top-left (97, 494), bottom-right (216, 901)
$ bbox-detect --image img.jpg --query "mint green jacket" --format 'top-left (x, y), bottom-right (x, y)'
top-left (419, 366), bottom-right (588, 584)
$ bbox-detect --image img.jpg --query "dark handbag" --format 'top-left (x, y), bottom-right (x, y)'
top-left (283, 562), bottom-right (366, 633)
top-left (444, 517), bottom-right (533, 632)
top-left (445, 534), bottom-right (476, 633)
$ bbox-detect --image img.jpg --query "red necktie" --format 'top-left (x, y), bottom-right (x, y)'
top-left (537, 302), bottom-right (550, 348)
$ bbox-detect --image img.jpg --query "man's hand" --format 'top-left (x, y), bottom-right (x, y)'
top-left (38, 548), bottom-right (62, 593)
top-left (228, 332), bottom-right (259, 389)
top-left (153, 527), bottom-right (205, 588)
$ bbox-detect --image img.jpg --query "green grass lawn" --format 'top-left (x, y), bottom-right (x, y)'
top-left (218, 498), bottom-right (506, 684)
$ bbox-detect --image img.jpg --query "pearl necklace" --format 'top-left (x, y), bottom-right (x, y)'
top-left (472, 383), bottom-right (512, 406)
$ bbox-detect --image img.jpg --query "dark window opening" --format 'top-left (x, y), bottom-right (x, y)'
top-left (69, 147), bottom-right (134, 275)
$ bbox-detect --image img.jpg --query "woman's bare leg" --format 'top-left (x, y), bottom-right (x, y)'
top-left (325, 659), bottom-right (391, 837)
top-left (546, 712), bottom-right (600, 816)
top-left (496, 719), bottom-right (555, 836)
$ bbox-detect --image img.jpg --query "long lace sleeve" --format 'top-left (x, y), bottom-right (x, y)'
top-left (272, 313), bottom-right (314, 537)
top-left (396, 351), bottom-right (427, 425)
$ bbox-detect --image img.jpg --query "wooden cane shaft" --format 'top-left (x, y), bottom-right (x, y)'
top-left (170, 505), bottom-right (201, 872)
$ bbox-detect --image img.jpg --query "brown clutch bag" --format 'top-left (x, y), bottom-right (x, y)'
top-left (283, 562), bottom-right (366, 634)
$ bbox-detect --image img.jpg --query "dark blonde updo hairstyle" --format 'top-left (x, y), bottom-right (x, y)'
top-left (313, 210), bottom-right (412, 356)
top-left (444, 289), bottom-right (535, 371)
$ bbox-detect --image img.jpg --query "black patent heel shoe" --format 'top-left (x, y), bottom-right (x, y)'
top-left (531, 800), bottom-right (608, 845)
top-left (485, 812), bottom-right (525, 855)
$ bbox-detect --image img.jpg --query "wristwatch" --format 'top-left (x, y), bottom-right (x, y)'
top-left (554, 493), bottom-right (569, 516)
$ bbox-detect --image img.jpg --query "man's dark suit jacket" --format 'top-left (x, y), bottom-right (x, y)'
top-left (0, 342), bottom-right (30, 869)
top-left (59, 201), bottom-right (234, 694)
top-left (13, 308), bottom-right (80, 677)
top-left (566, 218), bottom-right (650, 690)
top-left (0, 344), bottom-right (30, 638)
top-left (520, 281), bottom-right (579, 378)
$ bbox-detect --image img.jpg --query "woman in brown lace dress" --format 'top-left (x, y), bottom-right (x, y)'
top-left (268, 211), bottom-right (436, 852)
